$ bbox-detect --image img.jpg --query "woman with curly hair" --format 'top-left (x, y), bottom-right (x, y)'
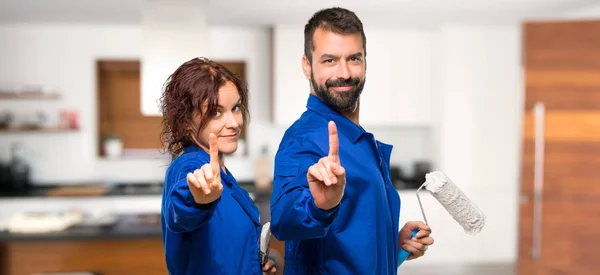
top-left (159, 57), bottom-right (276, 275)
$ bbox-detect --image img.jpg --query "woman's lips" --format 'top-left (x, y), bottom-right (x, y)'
top-left (220, 133), bottom-right (238, 140)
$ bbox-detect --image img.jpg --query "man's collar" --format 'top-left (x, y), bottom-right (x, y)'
top-left (306, 93), bottom-right (365, 144)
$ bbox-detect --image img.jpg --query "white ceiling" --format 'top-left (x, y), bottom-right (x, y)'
top-left (0, 0), bottom-right (596, 26)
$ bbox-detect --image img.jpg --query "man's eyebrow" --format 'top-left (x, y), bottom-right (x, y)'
top-left (320, 54), bottom-right (339, 60)
top-left (320, 52), bottom-right (363, 60)
top-left (348, 52), bottom-right (363, 58)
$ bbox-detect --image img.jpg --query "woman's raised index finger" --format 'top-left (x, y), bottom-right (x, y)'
top-left (209, 133), bottom-right (219, 173)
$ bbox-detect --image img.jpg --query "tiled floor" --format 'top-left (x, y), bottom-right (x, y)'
top-left (397, 263), bottom-right (515, 275)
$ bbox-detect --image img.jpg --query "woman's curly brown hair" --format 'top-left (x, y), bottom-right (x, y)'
top-left (159, 57), bottom-right (249, 160)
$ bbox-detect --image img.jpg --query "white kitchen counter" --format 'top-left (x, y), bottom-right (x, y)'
top-left (0, 195), bottom-right (162, 222)
top-left (1, 189), bottom-right (514, 266)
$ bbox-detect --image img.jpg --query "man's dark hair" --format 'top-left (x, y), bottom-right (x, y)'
top-left (304, 7), bottom-right (366, 64)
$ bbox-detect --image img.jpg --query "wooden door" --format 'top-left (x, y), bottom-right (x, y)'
top-left (519, 20), bottom-right (600, 275)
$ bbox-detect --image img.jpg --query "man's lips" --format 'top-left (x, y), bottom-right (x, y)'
top-left (330, 86), bottom-right (352, 91)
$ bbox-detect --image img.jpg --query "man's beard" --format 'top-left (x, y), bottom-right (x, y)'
top-left (311, 71), bottom-right (365, 112)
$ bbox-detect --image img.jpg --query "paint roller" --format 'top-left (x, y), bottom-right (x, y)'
top-left (397, 170), bottom-right (486, 267)
top-left (260, 222), bottom-right (272, 267)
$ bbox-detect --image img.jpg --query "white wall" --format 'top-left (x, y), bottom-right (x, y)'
top-left (0, 24), bottom-right (166, 184)
top-left (394, 24), bottom-right (522, 267)
top-left (0, 23), bottom-right (431, 184)
top-left (404, 24), bottom-right (522, 266)
top-left (0, 21), bottom-right (522, 265)
top-left (402, 6), bottom-right (600, 266)
top-left (0, 24), bottom-right (265, 183)
top-left (561, 1), bottom-right (600, 18)
top-left (0, 4), bottom-right (598, 268)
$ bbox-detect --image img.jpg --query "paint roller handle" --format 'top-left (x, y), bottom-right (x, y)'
top-left (396, 228), bottom-right (419, 267)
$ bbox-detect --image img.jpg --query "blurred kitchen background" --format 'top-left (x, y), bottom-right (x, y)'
top-left (0, 0), bottom-right (599, 274)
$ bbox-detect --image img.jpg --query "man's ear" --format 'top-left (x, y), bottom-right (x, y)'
top-left (302, 55), bottom-right (311, 81)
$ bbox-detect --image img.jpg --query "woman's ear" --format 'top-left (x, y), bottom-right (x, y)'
top-left (186, 123), bottom-right (201, 146)
top-left (189, 129), bottom-right (201, 147)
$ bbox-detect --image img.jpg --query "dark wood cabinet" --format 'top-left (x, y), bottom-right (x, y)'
top-left (1, 238), bottom-right (167, 275)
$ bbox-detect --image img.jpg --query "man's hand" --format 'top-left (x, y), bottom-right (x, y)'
top-left (262, 259), bottom-right (277, 275)
top-left (307, 121), bottom-right (346, 210)
top-left (186, 133), bottom-right (223, 205)
top-left (399, 221), bottom-right (434, 260)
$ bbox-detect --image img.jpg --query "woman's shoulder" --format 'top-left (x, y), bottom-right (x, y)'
top-left (166, 151), bottom-right (209, 178)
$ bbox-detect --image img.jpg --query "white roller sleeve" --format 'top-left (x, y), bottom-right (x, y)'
top-left (424, 171), bottom-right (486, 235)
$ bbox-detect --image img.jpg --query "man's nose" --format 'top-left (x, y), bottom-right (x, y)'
top-left (336, 61), bottom-right (351, 80)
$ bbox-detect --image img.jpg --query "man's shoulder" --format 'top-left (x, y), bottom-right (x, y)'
top-left (274, 112), bottom-right (332, 158)
top-left (283, 112), bottom-right (329, 142)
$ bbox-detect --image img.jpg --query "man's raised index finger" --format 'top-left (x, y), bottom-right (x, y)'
top-left (328, 121), bottom-right (339, 161)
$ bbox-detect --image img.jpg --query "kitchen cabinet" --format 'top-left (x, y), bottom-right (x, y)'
top-left (0, 237), bottom-right (167, 275)
top-left (0, 214), bottom-right (166, 275)
top-left (0, 213), bottom-right (285, 275)
top-left (271, 25), bottom-right (433, 127)
top-left (0, 90), bottom-right (79, 133)
top-left (0, 192), bottom-right (285, 275)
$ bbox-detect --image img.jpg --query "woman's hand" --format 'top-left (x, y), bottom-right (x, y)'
top-left (187, 133), bottom-right (223, 205)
